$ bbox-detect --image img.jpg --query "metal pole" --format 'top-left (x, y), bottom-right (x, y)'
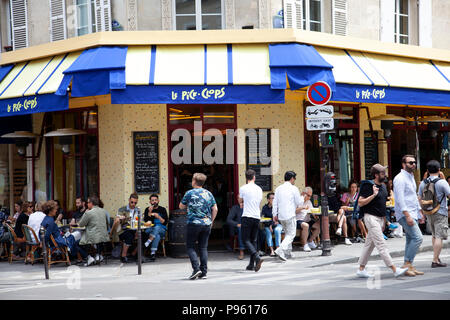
top-left (319, 138), bottom-right (332, 256)
top-left (137, 208), bottom-right (142, 275)
top-left (8, 145), bottom-right (14, 217)
top-left (40, 227), bottom-right (49, 280)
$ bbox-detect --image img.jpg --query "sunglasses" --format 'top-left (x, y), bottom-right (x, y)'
top-left (405, 161), bottom-right (417, 165)
top-left (130, 201), bottom-right (137, 205)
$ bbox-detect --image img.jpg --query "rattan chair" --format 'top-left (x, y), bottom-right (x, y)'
top-left (5, 224), bottom-right (25, 263)
top-left (47, 234), bottom-right (71, 267)
top-left (22, 225), bottom-right (42, 265)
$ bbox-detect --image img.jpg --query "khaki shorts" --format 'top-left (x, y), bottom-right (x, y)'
top-left (428, 214), bottom-right (448, 240)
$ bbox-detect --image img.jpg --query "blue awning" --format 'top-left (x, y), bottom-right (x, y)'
top-left (0, 65), bottom-right (14, 83)
top-left (56, 46), bottom-right (127, 97)
top-left (269, 43), bottom-right (336, 91)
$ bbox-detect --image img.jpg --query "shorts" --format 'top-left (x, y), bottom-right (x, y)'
top-left (428, 214), bottom-right (448, 240)
top-left (119, 229), bottom-right (136, 246)
top-left (297, 219), bottom-right (317, 230)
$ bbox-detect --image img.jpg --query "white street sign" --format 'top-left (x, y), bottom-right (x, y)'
top-left (305, 105), bottom-right (334, 119)
top-left (306, 118), bottom-right (334, 131)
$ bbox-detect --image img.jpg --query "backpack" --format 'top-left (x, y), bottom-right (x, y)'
top-left (352, 180), bottom-right (375, 220)
top-left (420, 177), bottom-right (445, 215)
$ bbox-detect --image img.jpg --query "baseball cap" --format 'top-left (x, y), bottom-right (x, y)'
top-left (370, 164), bottom-right (387, 176)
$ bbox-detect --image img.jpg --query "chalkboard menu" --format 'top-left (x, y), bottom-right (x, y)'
top-left (246, 128), bottom-right (272, 191)
top-left (133, 131), bottom-right (159, 194)
top-left (364, 131), bottom-right (379, 179)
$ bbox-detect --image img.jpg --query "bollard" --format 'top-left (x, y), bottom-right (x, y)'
top-left (40, 226), bottom-right (49, 279)
top-left (137, 207), bottom-right (142, 275)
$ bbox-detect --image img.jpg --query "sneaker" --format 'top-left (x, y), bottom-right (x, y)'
top-left (120, 256), bottom-right (128, 263)
top-left (335, 227), bottom-right (342, 236)
top-left (394, 267), bottom-right (408, 277)
top-left (198, 272), bottom-right (207, 279)
top-left (254, 257), bottom-right (264, 272)
top-left (85, 255), bottom-right (95, 267)
top-left (144, 240), bottom-right (151, 248)
top-left (308, 241), bottom-right (317, 249)
top-left (303, 244), bottom-right (311, 252)
top-left (383, 234), bottom-right (388, 240)
top-left (356, 269), bottom-right (374, 278)
top-left (344, 238), bottom-right (352, 245)
top-left (388, 224), bottom-right (398, 230)
top-left (274, 248), bottom-right (287, 261)
top-left (246, 265), bottom-right (255, 271)
top-left (189, 270), bottom-right (202, 280)
top-left (95, 254), bottom-right (104, 263)
top-left (149, 253), bottom-right (156, 262)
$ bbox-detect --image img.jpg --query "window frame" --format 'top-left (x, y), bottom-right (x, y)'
top-left (173, 0), bottom-right (224, 31)
top-left (302, 0), bottom-right (323, 32)
top-left (74, 0), bottom-right (96, 36)
top-left (394, 0), bottom-right (409, 44)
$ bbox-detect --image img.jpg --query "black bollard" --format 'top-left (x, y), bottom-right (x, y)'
top-left (137, 207), bottom-right (142, 275)
top-left (40, 227), bottom-right (49, 279)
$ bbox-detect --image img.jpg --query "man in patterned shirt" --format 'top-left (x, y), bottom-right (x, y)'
top-left (180, 173), bottom-right (218, 280)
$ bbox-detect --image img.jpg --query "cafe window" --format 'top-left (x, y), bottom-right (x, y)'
top-left (168, 105), bottom-right (235, 125)
top-left (394, 0), bottom-right (409, 44)
top-left (174, 0), bottom-right (223, 30)
top-left (45, 109), bottom-right (99, 212)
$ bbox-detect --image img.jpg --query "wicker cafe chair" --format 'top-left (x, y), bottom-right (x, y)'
top-left (5, 224), bottom-right (25, 263)
top-left (22, 225), bottom-right (43, 265)
top-left (47, 234), bottom-right (71, 267)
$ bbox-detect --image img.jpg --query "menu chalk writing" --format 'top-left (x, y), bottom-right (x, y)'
top-left (134, 132), bottom-right (159, 194)
top-left (364, 131), bottom-right (379, 179)
top-left (246, 128), bottom-right (272, 191)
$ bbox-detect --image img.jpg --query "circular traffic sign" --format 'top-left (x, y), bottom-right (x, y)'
top-left (307, 81), bottom-right (332, 106)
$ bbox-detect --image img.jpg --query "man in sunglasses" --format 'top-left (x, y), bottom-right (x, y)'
top-left (394, 155), bottom-right (424, 277)
top-left (116, 193), bottom-right (141, 263)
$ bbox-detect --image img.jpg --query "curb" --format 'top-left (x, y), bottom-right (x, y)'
top-left (311, 241), bottom-right (450, 268)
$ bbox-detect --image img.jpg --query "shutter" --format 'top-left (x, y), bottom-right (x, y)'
top-left (49, 0), bottom-right (67, 41)
top-left (95, 0), bottom-right (111, 32)
top-left (332, 0), bottom-right (347, 36)
top-left (283, 0), bottom-right (303, 29)
top-left (10, 0), bottom-right (28, 50)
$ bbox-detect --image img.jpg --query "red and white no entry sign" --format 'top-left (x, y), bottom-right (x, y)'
top-left (307, 81), bottom-right (332, 106)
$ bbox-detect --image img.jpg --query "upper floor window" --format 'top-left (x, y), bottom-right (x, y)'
top-left (394, 0), bottom-right (409, 44)
top-left (283, 0), bottom-right (322, 32)
top-left (75, 0), bottom-right (111, 36)
top-left (174, 0), bottom-right (223, 30)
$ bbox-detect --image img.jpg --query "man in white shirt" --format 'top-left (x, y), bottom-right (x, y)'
top-left (296, 187), bottom-right (322, 252)
top-left (394, 155), bottom-right (424, 276)
top-left (27, 202), bottom-right (46, 243)
top-left (273, 171), bottom-right (303, 261)
top-left (238, 169), bottom-right (264, 272)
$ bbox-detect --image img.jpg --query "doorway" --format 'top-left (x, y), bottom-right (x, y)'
top-left (167, 104), bottom-right (238, 240)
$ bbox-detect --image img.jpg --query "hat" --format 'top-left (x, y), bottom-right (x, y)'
top-left (370, 164), bottom-right (387, 176)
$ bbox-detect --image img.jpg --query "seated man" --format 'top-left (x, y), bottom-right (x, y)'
top-left (261, 192), bottom-right (282, 257)
top-left (115, 193), bottom-right (140, 263)
top-left (226, 200), bottom-right (245, 260)
top-left (296, 187), bottom-right (320, 252)
top-left (143, 194), bottom-right (168, 262)
top-left (0, 207), bottom-right (11, 250)
top-left (70, 197), bottom-right (87, 226)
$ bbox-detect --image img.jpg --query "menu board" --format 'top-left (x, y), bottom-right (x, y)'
top-left (246, 128), bottom-right (272, 191)
top-left (364, 131), bottom-right (379, 179)
top-left (133, 132), bottom-right (159, 194)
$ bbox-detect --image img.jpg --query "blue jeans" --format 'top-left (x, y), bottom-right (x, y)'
top-left (145, 225), bottom-right (166, 251)
top-left (264, 224), bottom-right (283, 248)
top-left (186, 224), bottom-right (211, 274)
top-left (398, 217), bottom-right (423, 264)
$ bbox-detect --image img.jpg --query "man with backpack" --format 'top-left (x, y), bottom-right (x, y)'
top-left (394, 155), bottom-right (424, 277)
top-left (356, 164), bottom-right (408, 278)
top-left (418, 160), bottom-right (450, 268)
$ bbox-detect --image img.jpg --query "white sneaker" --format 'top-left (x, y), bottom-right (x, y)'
top-left (144, 240), bottom-right (151, 248)
top-left (303, 244), bottom-right (311, 252)
top-left (308, 241), bottom-right (317, 249)
top-left (345, 238), bottom-right (352, 245)
top-left (95, 254), bottom-right (104, 263)
top-left (394, 267), bottom-right (408, 278)
top-left (274, 248), bottom-right (287, 261)
top-left (86, 255), bottom-right (95, 267)
top-left (356, 269), bottom-right (374, 278)
top-left (336, 227), bottom-right (342, 236)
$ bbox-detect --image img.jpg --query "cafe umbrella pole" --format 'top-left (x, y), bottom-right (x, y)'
top-left (40, 226), bottom-right (49, 280)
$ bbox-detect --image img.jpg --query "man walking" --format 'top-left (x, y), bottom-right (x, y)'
top-left (239, 169), bottom-right (264, 271)
top-left (273, 171), bottom-right (303, 261)
top-left (357, 164), bottom-right (408, 278)
top-left (394, 155), bottom-right (424, 276)
top-left (180, 173), bottom-right (218, 280)
top-left (418, 160), bottom-right (450, 268)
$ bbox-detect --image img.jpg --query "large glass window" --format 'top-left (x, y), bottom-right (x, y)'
top-left (302, 0), bottom-right (322, 32)
top-left (175, 0), bottom-right (223, 30)
top-left (394, 0), bottom-right (409, 44)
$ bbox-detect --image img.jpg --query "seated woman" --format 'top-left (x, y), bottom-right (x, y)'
top-left (296, 187), bottom-right (320, 252)
top-left (328, 190), bottom-right (352, 245)
top-left (340, 181), bottom-right (363, 239)
top-left (261, 193), bottom-right (282, 256)
top-left (41, 200), bottom-right (87, 263)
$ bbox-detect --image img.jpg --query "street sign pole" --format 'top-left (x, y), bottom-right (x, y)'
top-left (319, 141), bottom-right (332, 256)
